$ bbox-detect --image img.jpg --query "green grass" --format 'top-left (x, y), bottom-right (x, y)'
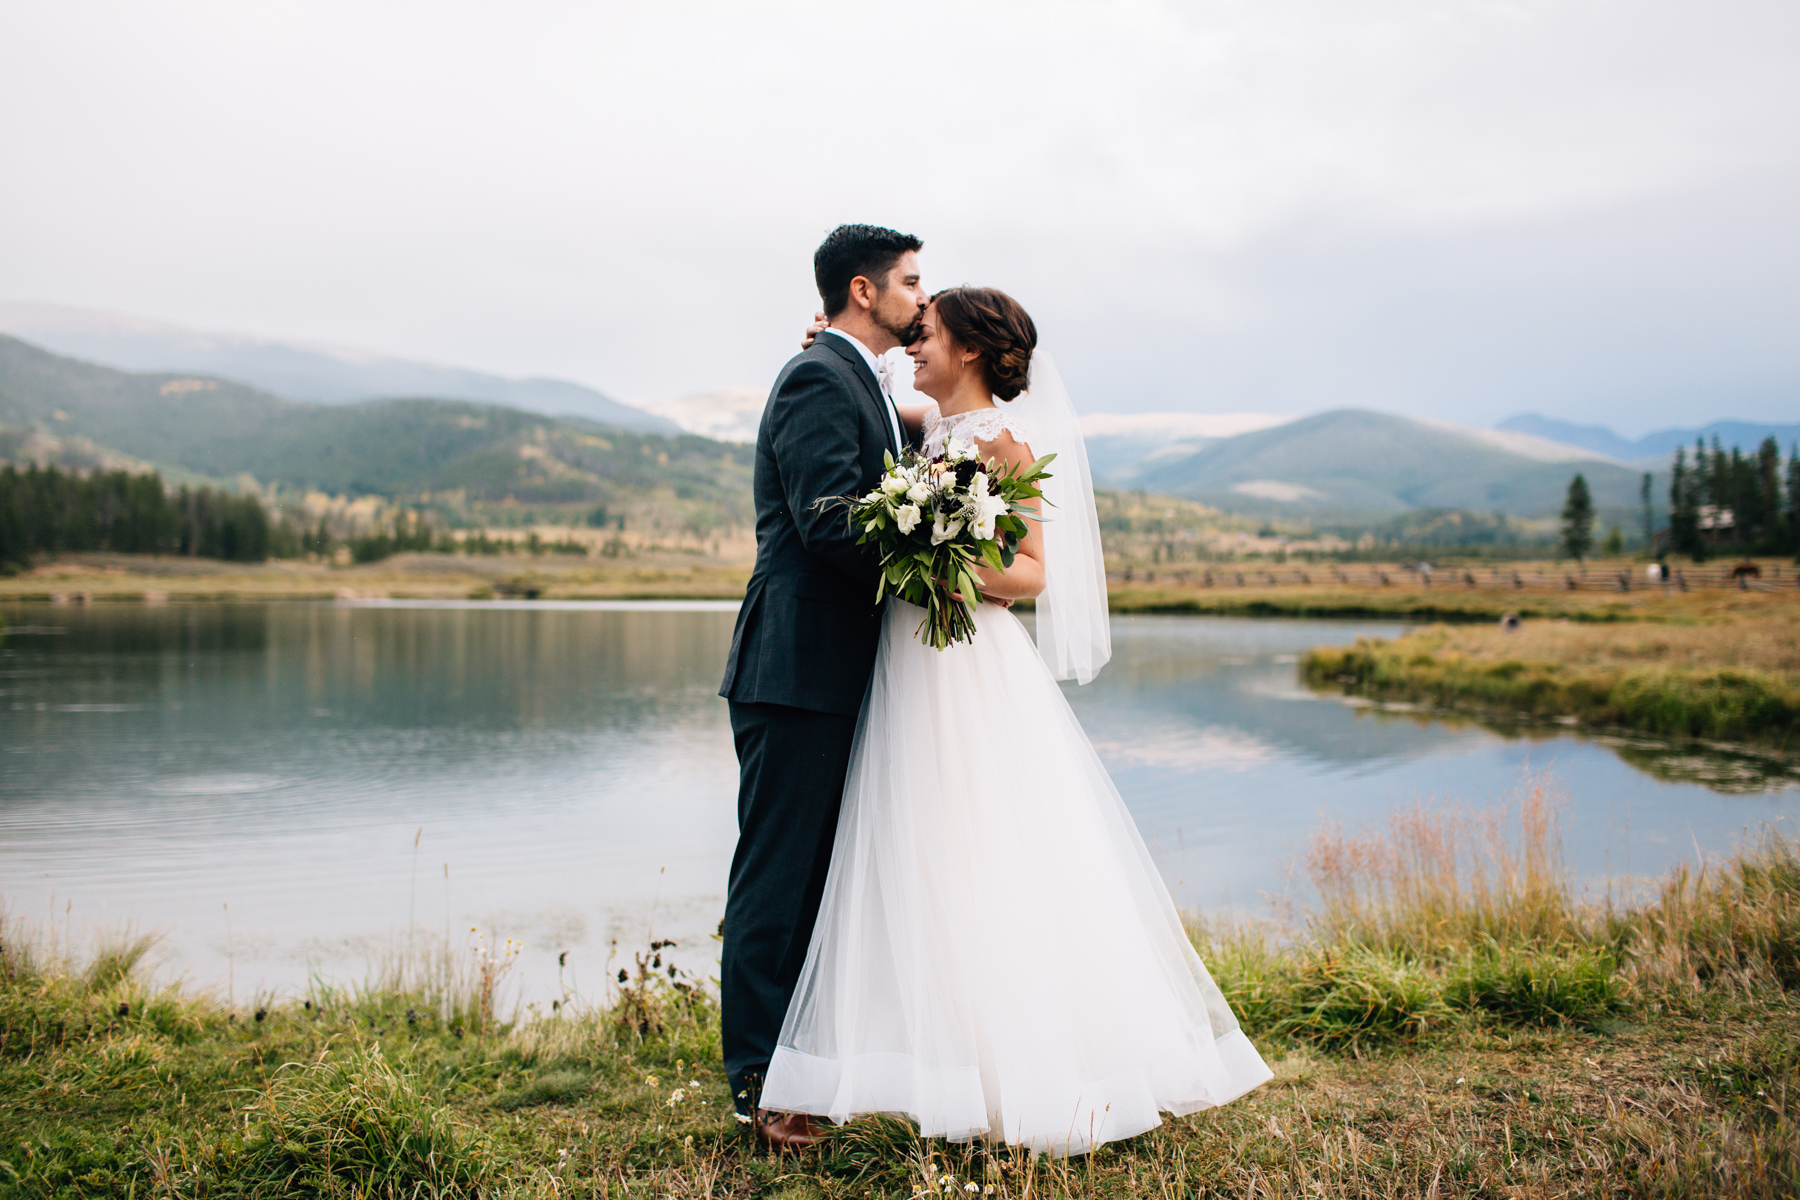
top-left (1306, 624), bottom-right (1800, 748)
top-left (4, 800), bottom-right (1800, 1198)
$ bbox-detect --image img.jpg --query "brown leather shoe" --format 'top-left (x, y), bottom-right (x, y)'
top-left (755, 1107), bottom-right (828, 1152)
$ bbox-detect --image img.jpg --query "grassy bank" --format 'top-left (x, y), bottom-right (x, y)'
top-left (0, 550), bottom-right (754, 603)
top-left (1305, 607), bottom-right (1800, 750)
top-left (6, 780), bottom-right (1798, 1198)
top-left (1106, 580), bottom-right (1642, 622)
top-left (1108, 561), bottom-right (1800, 623)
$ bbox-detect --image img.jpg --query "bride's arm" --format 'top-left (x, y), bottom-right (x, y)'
top-left (968, 431), bottom-right (1045, 602)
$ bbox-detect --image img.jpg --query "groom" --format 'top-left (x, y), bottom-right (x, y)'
top-left (717, 224), bottom-right (926, 1147)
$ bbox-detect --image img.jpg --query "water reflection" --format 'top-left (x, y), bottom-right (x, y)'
top-left (1062, 615), bottom-right (1798, 915)
top-left (3, 601), bottom-right (741, 1003)
top-left (2, 602), bottom-right (1795, 1004)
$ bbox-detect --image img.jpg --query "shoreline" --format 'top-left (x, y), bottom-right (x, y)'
top-left (1304, 610), bottom-right (1800, 753)
top-left (8, 552), bottom-right (1800, 621)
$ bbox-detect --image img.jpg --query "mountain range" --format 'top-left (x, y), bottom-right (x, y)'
top-left (1, 301), bottom-right (1790, 533)
top-left (0, 303), bottom-right (678, 435)
top-left (1077, 412), bottom-right (1295, 485)
top-left (1122, 409), bottom-right (1642, 518)
top-left (1497, 413), bottom-right (1800, 463)
top-left (0, 335), bottom-right (750, 520)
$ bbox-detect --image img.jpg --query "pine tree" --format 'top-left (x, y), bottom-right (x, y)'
top-left (1560, 473), bottom-right (1594, 562)
top-left (0, 463), bottom-right (278, 568)
top-left (1755, 436), bottom-right (1781, 552)
top-left (1787, 444), bottom-right (1800, 559)
top-left (1640, 471), bottom-right (1654, 548)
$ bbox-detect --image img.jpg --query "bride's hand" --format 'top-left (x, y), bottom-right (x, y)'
top-left (940, 580), bottom-right (1014, 609)
top-left (801, 312), bottom-right (828, 349)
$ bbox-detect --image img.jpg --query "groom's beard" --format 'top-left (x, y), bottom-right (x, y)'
top-left (882, 308), bottom-right (926, 347)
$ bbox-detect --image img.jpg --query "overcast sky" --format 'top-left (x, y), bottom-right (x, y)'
top-left (2, 1), bottom-right (1796, 434)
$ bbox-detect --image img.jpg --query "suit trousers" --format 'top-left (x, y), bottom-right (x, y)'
top-left (722, 699), bottom-right (859, 1114)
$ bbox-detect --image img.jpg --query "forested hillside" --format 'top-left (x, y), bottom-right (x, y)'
top-left (0, 335), bottom-right (752, 533)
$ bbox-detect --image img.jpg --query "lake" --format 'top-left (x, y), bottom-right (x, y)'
top-left (3, 600), bottom-right (1795, 1006)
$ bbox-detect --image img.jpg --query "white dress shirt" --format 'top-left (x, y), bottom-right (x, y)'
top-left (822, 328), bottom-right (905, 452)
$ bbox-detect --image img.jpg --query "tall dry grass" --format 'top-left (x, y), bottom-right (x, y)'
top-left (1302, 770), bottom-right (1577, 957)
top-left (323, 922), bottom-right (524, 1037)
top-left (1199, 767), bottom-right (1800, 1059)
top-left (1193, 773), bottom-right (1634, 1051)
top-left (1629, 829), bottom-right (1800, 993)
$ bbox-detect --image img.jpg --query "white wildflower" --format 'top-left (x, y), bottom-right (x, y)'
top-left (895, 504), bottom-right (922, 534)
top-left (734, 1112), bottom-right (753, 1124)
top-left (930, 512), bottom-right (964, 545)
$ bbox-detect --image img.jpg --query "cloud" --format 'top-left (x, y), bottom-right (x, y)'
top-left (0, 1), bottom-right (1795, 434)
top-left (1090, 725), bottom-right (1276, 772)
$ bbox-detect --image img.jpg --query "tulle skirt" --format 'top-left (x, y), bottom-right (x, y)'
top-left (759, 600), bottom-right (1271, 1155)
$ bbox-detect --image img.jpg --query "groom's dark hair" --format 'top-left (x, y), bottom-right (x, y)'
top-left (814, 224), bottom-right (923, 317)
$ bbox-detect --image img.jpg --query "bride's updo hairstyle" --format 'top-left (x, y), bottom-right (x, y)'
top-left (930, 287), bottom-right (1038, 402)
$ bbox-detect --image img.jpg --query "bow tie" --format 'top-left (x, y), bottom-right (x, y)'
top-left (874, 355), bottom-right (894, 397)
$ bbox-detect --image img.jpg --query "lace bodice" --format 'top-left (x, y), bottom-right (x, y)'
top-left (920, 405), bottom-right (1032, 460)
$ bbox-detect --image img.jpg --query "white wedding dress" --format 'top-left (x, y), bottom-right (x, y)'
top-left (759, 381), bottom-right (1272, 1156)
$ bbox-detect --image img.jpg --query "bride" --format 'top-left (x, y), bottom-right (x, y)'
top-left (759, 287), bottom-right (1272, 1156)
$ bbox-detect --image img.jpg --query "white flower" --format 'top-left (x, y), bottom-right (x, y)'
top-left (881, 474), bottom-right (909, 496)
top-left (970, 493), bottom-right (1007, 541)
top-left (970, 471), bottom-right (989, 498)
top-left (930, 512), bottom-right (964, 545)
top-left (906, 481), bottom-right (933, 504)
top-left (862, 490), bottom-right (882, 504)
top-left (895, 504), bottom-right (922, 534)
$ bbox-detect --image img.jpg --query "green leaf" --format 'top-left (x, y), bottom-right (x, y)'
top-left (959, 567), bottom-right (982, 605)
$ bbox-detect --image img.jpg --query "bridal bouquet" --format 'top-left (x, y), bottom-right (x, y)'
top-left (820, 444), bottom-right (1053, 650)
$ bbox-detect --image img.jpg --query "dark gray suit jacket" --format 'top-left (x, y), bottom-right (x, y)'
top-left (719, 334), bottom-right (905, 716)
